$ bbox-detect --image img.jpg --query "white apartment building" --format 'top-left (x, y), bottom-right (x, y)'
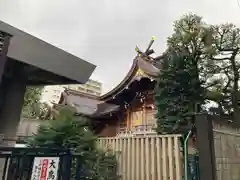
top-left (41, 79), bottom-right (102, 105)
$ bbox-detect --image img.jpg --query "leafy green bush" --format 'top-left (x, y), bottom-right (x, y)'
top-left (27, 108), bottom-right (119, 180)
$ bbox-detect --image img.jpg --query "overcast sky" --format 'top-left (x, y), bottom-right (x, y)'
top-left (0, 0), bottom-right (240, 93)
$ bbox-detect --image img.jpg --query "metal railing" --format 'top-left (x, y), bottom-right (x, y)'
top-left (0, 147), bottom-right (73, 180)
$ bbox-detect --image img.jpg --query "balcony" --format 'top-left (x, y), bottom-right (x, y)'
top-left (117, 124), bottom-right (157, 137)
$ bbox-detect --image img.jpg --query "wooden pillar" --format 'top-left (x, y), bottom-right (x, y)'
top-left (195, 114), bottom-right (217, 180)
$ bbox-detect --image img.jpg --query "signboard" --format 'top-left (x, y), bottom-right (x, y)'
top-left (30, 157), bottom-right (60, 180)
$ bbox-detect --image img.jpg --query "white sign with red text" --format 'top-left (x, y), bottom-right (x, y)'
top-left (30, 157), bottom-right (59, 180)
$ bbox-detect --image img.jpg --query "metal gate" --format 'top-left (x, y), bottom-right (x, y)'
top-left (0, 147), bottom-right (78, 180)
top-left (213, 128), bottom-right (240, 180)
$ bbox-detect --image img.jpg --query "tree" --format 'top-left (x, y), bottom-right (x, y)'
top-left (155, 53), bottom-right (205, 134)
top-left (21, 86), bottom-right (43, 118)
top-left (166, 13), bottom-right (240, 122)
top-left (22, 86), bottom-right (52, 120)
top-left (208, 24), bottom-right (240, 119)
top-left (27, 108), bottom-right (119, 180)
top-left (167, 13), bottom-right (220, 98)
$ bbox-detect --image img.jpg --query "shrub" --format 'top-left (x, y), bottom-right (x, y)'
top-left (27, 108), bottom-right (119, 180)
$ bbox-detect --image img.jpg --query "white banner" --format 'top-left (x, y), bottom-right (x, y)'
top-left (30, 157), bottom-right (60, 180)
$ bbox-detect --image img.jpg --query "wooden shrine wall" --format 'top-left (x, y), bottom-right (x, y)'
top-left (122, 93), bottom-right (157, 129)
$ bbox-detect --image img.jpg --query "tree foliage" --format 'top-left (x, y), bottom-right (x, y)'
top-left (209, 23), bottom-right (240, 118)
top-left (23, 87), bottom-right (42, 107)
top-left (22, 86), bottom-right (52, 120)
top-left (155, 53), bottom-right (205, 134)
top-left (165, 13), bottom-right (240, 123)
top-left (21, 86), bottom-right (43, 118)
top-left (167, 14), bottom-right (219, 93)
top-left (27, 108), bottom-right (119, 180)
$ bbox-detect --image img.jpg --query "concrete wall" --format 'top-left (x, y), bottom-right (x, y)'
top-left (17, 118), bottom-right (43, 137)
top-left (17, 118), bottom-right (118, 137)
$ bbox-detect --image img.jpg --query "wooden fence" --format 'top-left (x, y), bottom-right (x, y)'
top-left (97, 135), bottom-right (183, 180)
top-left (213, 124), bottom-right (240, 180)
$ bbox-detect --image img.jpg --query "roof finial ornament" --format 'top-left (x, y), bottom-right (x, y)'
top-left (145, 36), bottom-right (155, 55)
top-left (135, 36), bottom-right (156, 57)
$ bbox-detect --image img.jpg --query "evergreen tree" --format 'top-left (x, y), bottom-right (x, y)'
top-left (27, 108), bottom-right (119, 180)
top-left (154, 53), bottom-right (205, 134)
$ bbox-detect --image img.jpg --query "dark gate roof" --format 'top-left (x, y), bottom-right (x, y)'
top-left (0, 20), bottom-right (96, 84)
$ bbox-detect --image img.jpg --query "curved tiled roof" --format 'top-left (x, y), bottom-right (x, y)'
top-left (58, 89), bottom-right (119, 117)
top-left (99, 55), bottom-right (160, 101)
top-left (58, 53), bottom-right (161, 116)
